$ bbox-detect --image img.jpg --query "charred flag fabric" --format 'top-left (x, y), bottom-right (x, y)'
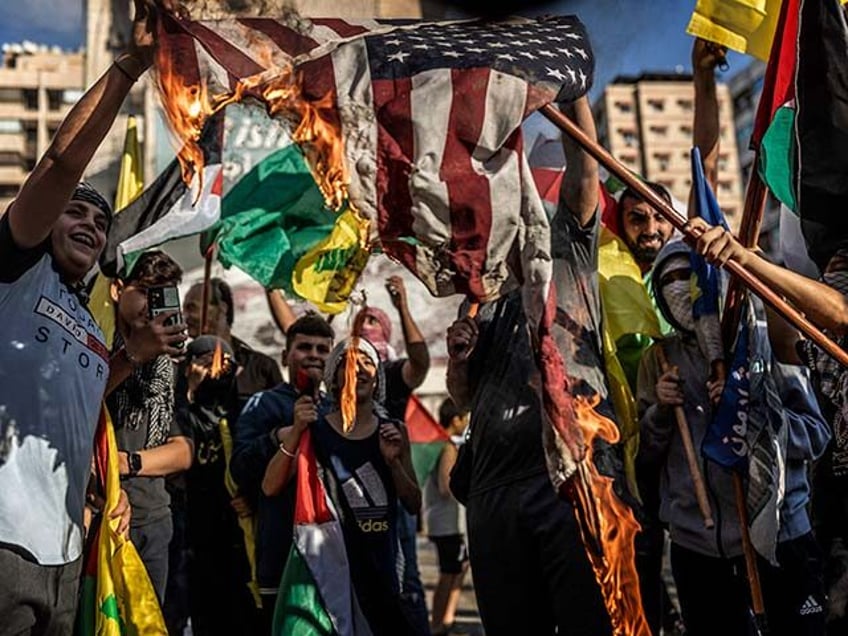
top-left (153, 11), bottom-right (596, 477)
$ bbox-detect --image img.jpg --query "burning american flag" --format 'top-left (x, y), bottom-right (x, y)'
top-left (148, 11), bottom-right (649, 633)
top-left (153, 11), bottom-right (594, 312)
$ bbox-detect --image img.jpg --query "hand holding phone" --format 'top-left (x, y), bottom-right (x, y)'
top-left (147, 285), bottom-right (184, 348)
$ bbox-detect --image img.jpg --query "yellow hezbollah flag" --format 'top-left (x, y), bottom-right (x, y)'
top-left (76, 407), bottom-right (166, 635)
top-left (598, 228), bottom-right (661, 501)
top-left (89, 116), bottom-right (145, 349)
top-left (219, 417), bottom-right (262, 608)
top-left (598, 228), bottom-right (661, 344)
top-left (686, 0), bottom-right (782, 61)
top-left (292, 208), bottom-right (370, 314)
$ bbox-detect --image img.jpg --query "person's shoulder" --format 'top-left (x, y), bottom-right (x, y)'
top-left (383, 358), bottom-right (407, 374)
top-left (241, 382), bottom-right (296, 415)
top-left (551, 201), bottom-right (599, 238)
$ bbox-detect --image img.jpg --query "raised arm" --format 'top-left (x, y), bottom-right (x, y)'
top-left (445, 317), bottom-right (479, 411)
top-left (692, 38), bottom-right (725, 195)
top-left (560, 95), bottom-right (599, 228)
top-left (7, 0), bottom-right (157, 248)
top-left (266, 289), bottom-right (300, 336)
top-left (686, 218), bottom-right (848, 335)
top-left (386, 276), bottom-right (430, 389)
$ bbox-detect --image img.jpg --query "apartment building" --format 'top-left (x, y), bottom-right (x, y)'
top-left (0, 44), bottom-right (84, 212)
top-left (594, 72), bottom-right (744, 226)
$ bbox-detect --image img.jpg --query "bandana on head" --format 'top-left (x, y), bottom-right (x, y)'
top-left (324, 336), bottom-right (386, 433)
top-left (354, 306), bottom-right (392, 361)
top-left (71, 182), bottom-right (113, 228)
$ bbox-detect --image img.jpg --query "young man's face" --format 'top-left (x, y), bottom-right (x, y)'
top-left (116, 284), bottom-right (149, 330)
top-left (182, 284), bottom-right (227, 339)
top-left (620, 197), bottom-right (673, 269)
top-left (284, 333), bottom-right (333, 383)
top-left (50, 200), bottom-right (108, 283)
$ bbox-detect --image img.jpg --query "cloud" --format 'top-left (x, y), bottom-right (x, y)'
top-left (0, 1), bottom-right (82, 47)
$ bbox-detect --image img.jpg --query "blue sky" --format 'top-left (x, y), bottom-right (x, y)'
top-left (0, 0), bottom-right (748, 91)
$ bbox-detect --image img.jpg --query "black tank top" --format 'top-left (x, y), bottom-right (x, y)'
top-left (311, 414), bottom-right (412, 634)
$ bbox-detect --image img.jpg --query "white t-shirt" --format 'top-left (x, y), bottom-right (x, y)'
top-left (0, 219), bottom-right (108, 564)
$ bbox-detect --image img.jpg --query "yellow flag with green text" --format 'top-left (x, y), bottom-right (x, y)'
top-left (292, 208), bottom-right (371, 314)
top-left (75, 407), bottom-right (166, 635)
top-left (687, 0), bottom-right (783, 61)
top-left (89, 116), bottom-right (144, 349)
top-left (598, 228), bottom-right (661, 501)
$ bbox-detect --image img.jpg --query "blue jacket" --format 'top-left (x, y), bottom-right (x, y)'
top-left (231, 382), bottom-right (330, 591)
top-left (637, 336), bottom-right (830, 558)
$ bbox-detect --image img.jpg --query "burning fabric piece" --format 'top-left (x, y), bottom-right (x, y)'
top-left (153, 8), bottom-right (595, 466)
top-left (152, 10), bottom-right (592, 311)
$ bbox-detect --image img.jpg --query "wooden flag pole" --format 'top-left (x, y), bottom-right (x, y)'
top-left (721, 166), bottom-right (770, 634)
top-left (654, 347), bottom-right (714, 529)
top-left (200, 242), bottom-right (216, 334)
top-left (721, 171), bottom-right (768, 348)
top-left (540, 103), bottom-right (848, 368)
top-left (734, 471), bottom-right (767, 622)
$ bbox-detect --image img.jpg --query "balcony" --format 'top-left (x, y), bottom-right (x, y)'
top-left (0, 164), bottom-right (27, 184)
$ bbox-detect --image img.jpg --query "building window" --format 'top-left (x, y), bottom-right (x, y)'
top-left (648, 98), bottom-right (665, 112)
top-left (677, 98), bottom-right (693, 111)
top-left (654, 152), bottom-right (671, 172)
top-left (62, 89), bottom-right (83, 104)
top-left (0, 119), bottom-right (22, 133)
top-left (47, 90), bottom-right (63, 111)
top-left (718, 154), bottom-right (729, 171)
top-left (619, 129), bottom-right (638, 148)
top-left (719, 180), bottom-right (732, 193)
top-left (680, 125), bottom-right (693, 136)
top-left (0, 88), bottom-right (21, 103)
top-left (22, 89), bottom-right (38, 110)
top-left (614, 100), bottom-right (632, 113)
top-left (649, 125), bottom-right (668, 136)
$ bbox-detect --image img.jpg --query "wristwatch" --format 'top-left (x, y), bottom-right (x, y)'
top-left (127, 452), bottom-right (143, 477)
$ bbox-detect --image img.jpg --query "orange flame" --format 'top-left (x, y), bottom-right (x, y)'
top-left (155, 38), bottom-right (349, 211)
top-left (209, 341), bottom-right (225, 379)
top-left (154, 44), bottom-right (213, 187)
top-left (568, 395), bottom-right (651, 636)
top-left (258, 70), bottom-right (348, 210)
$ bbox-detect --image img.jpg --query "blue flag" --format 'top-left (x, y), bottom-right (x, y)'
top-left (691, 146), bottom-right (750, 471)
top-left (702, 318), bottom-right (751, 471)
top-left (690, 147), bottom-right (729, 320)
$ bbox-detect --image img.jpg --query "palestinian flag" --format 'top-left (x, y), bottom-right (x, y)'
top-left (273, 429), bottom-right (371, 635)
top-left (406, 395), bottom-right (450, 488)
top-left (754, 0), bottom-right (848, 269)
top-left (100, 103), bottom-right (336, 288)
top-left (99, 112), bottom-right (224, 277)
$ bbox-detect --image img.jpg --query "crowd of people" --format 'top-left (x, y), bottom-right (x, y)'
top-left (2, 3), bottom-right (848, 636)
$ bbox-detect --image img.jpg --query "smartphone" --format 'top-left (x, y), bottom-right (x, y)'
top-left (147, 284), bottom-right (184, 347)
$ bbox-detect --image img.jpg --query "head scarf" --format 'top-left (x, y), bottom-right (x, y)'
top-left (324, 336), bottom-right (386, 406)
top-left (71, 182), bottom-right (113, 229)
top-left (653, 240), bottom-right (696, 333)
top-left (354, 306), bottom-right (393, 361)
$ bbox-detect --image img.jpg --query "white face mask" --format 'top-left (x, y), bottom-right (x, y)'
top-left (661, 279), bottom-right (696, 332)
